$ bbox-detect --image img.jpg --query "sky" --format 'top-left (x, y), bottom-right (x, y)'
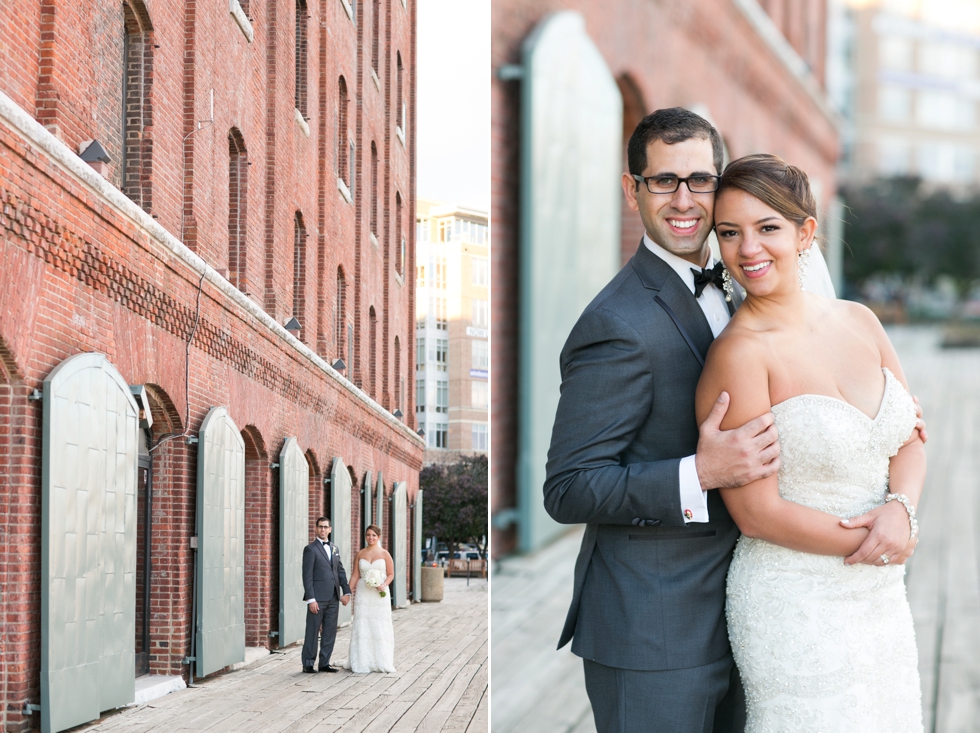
top-left (416, 0), bottom-right (490, 212)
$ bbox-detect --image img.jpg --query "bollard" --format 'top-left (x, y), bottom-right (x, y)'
top-left (420, 565), bottom-right (444, 602)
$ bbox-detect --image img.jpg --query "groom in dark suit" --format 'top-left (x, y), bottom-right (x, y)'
top-left (302, 516), bottom-right (351, 673)
top-left (543, 108), bottom-right (780, 733)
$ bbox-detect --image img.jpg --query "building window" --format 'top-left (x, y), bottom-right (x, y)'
top-left (471, 423), bottom-right (488, 451)
top-left (439, 218), bottom-right (453, 242)
top-left (472, 299), bottom-right (488, 328)
top-left (394, 337), bottom-right (401, 412)
top-left (435, 298), bottom-right (448, 330)
top-left (295, 0), bottom-right (308, 117)
top-left (348, 323), bottom-right (354, 380)
top-left (436, 380), bottom-right (448, 414)
top-left (417, 263), bottom-right (425, 288)
top-left (336, 267), bottom-right (347, 358)
top-left (293, 212), bottom-right (307, 339)
top-left (471, 381), bottom-right (488, 409)
top-left (121, 0), bottom-right (153, 211)
top-left (395, 192), bottom-right (404, 275)
top-left (472, 340), bottom-right (488, 370)
top-left (416, 338), bottom-right (425, 369)
top-left (372, 0), bottom-right (380, 74)
top-left (338, 77), bottom-right (349, 184)
top-left (435, 258), bottom-right (448, 289)
top-left (471, 257), bottom-right (488, 287)
top-left (435, 338), bottom-right (448, 371)
top-left (878, 85), bottom-right (910, 123)
top-left (416, 378), bottom-right (425, 412)
top-left (433, 424), bottom-right (448, 449)
top-left (228, 128), bottom-right (249, 291)
top-left (397, 51), bottom-right (406, 135)
top-left (371, 142), bottom-right (379, 235)
top-left (417, 219), bottom-right (430, 242)
top-left (369, 306), bottom-right (378, 398)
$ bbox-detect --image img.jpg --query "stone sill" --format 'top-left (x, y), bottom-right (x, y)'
top-left (370, 232), bottom-right (379, 249)
top-left (340, 0), bottom-right (354, 22)
top-left (371, 68), bottom-right (381, 92)
top-left (337, 177), bottom-right (353, 204)
top-left (229, 0), bottom-right (254, 43)
top-left (396, 126), bottom-right (405, 147)
top-left (294, 108), bottom-right (310, 137)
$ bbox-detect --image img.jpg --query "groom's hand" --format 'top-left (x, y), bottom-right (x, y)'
top-left (841, 501), bottom-right (914, 565)
top-left (695, 391), bottom-right (781, 489)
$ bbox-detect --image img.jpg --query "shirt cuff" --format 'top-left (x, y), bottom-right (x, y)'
top-left (679, 455), bottom-right (709, 523)
top-left (305, 598), bottom-right (316, 604)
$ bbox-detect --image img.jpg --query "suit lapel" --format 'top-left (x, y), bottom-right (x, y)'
top-left (631, 242), bottom-right (715, 366)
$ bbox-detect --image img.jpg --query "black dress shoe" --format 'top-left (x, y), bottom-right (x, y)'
top-left (318, 665), bottom-right (338, 673)
top-left (303, 666), bottom-right (317, 673)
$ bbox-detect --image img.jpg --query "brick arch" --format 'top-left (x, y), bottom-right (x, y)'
top-left (143, 383), bottom-right (183, 437)
top-left (305, 448), bottom-right (322, 535)
top-left (242, 425), bottom-right (276, 649)
top-left (616, 72), bottom-right (648, 266)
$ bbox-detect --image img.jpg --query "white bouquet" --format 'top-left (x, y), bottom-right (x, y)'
top-left (364, 566), bottom-right (387, 597)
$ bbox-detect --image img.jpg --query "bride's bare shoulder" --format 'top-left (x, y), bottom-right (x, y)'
top-left (698, 326), bottom-right (771, 428)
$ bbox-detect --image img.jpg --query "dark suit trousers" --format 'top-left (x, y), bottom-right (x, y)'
top-left (584, 653), bottom-right (745, 733)
top-left (302, 598), bottom-right (339, 667)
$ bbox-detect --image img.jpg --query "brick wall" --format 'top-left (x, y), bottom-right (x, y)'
top-left (491, 0), bottom-right (839, 556)
top-left (0, 0), bottom-right (419, 727)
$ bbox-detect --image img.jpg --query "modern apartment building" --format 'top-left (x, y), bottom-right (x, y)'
top-left (415, 200), bottom-right (489, 459)
top-left (830, 0), bottom-right (980, 184)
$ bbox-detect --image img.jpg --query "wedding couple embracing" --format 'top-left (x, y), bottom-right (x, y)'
top-left (543, 108), bottom-right (926, 733)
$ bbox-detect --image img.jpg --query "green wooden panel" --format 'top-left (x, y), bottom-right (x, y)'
top-left (391, 482), bottom-right (408, 608)
top-left (279, 438), bottom-right (309, 646)
top-left (41, 353), bottom-right (137, 733)
top-left (330, 458), bottom-right (353, 626)
top-left (518, 12), bottom-right (622, 552)
top-left (196, 407), bottom-right (245, 677)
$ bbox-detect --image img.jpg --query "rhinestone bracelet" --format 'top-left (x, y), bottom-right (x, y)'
top-left (885, 493), bottom-right (918, 540)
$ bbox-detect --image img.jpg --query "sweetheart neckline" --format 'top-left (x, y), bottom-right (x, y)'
top-left (770, 367), bottom-right (895, 424)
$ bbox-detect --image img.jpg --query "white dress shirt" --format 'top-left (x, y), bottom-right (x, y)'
top-left (643, 234), bottom-right (732, 523)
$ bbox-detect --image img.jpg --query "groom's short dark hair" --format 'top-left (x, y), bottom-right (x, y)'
top-left (627, 107), bottom-right (724, 180)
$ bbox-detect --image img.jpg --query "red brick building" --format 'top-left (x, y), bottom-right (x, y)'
top-left (0, 0), bottom-right (419, 729)
top-left (491, 0), bottom-right (841, 556)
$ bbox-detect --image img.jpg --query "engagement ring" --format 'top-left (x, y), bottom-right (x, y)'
top-left (880, 554), bottom-right (890, 565)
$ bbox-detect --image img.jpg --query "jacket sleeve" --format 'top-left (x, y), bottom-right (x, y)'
top-left (543, 306), bottom-right (686, 527)
top-left (302, 544), bottom-right (315, 600)
top-left (335, 550), bottom-right (352, 596)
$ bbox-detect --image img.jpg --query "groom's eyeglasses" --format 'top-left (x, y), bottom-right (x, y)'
top-left (633, 174), bottom-right (720, 195)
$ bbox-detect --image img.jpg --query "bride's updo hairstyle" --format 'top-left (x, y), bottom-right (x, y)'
top-left (717, 153), bottom-right (818, 230)
top-left (366, 524), bottom-right (381, 536)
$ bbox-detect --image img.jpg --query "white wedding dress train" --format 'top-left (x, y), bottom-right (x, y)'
top-left (349, 558), bottom-right (396, 674)
top-left (726, 368), bottom-right (923, 732)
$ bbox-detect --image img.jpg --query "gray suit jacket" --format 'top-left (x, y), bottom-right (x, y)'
top-left (544, 242), bottom-right (741, 672)
top-left (302, 540), bottom-right (351, 604)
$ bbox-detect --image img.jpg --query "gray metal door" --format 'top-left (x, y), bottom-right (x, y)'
top-left (391, 482), bottom-right (408, 608)
top-left (279, 438), bottom-right (308, 647)
top-left (41, 353), bottom-right (138, 733)
top-left (412, 490), bottom-right (423, 602)
top-left (374, 471), bottom-right (384, 531)
top-left (330, 458), bottom-right (352, 626)
top-left (196, 407), bottom-right (246, 677)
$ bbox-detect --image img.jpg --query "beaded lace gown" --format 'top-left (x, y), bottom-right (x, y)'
top-left (348, 558), bottom-right (396, 674)
top-left (726, 368), bottom-right (923, 732)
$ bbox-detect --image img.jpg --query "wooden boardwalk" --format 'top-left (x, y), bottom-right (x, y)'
top-left (78, 577), bottom-right (487, 733)
top-left (491, 324), bottom-right (980, 733)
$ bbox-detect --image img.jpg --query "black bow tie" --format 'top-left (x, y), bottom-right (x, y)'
top-left (691, 262), bottom-right (725, 298)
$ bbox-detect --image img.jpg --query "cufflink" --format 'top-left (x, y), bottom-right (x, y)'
top-left (683, 509), bottom-right (693, 520)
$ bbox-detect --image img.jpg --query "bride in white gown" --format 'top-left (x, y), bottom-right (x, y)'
top-left (348, 524), bottom-right (396, 674)
top-left (696, 154), bottom-right (925, 732)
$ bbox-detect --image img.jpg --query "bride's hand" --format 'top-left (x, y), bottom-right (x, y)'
top-left (840, 501), bottom-right (915, 566)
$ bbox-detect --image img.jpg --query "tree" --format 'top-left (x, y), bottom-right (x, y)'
top-left (420, 454), bottom-right (488, 562)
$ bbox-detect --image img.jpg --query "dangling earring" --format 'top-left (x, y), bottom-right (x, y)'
top-left (798, 248), bottom-right (811, 288)
top-left (722, 267), bottom-right (734, 302)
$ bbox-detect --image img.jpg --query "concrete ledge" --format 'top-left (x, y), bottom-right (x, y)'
top-left (133, 675), bottom-right (186, 705)
top-left (229, 646), bottom-right (271, 671)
